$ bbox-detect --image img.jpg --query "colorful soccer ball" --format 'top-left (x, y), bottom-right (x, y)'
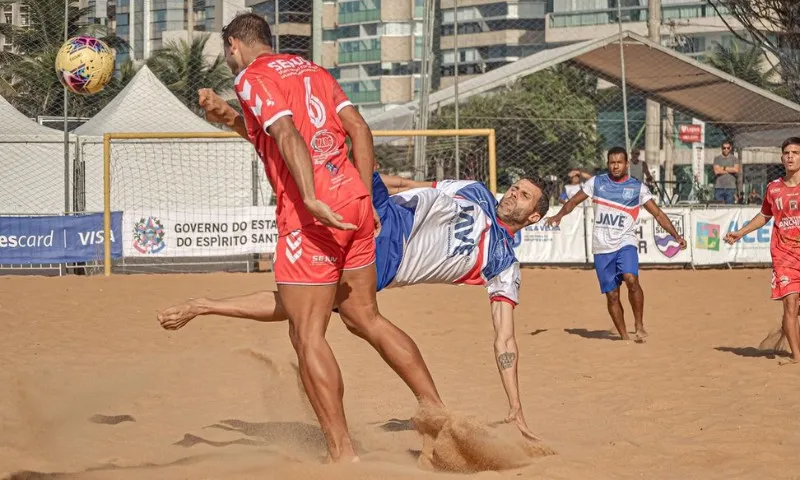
top-left (55, 36), bottom-right (115, 95)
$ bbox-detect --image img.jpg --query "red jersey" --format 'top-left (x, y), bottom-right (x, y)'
top-left (761, 178), bottom-right (800, 268)
top-left (234, 54), bottom-right (368, 234)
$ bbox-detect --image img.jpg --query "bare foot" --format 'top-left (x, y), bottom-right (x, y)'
top-left (324, 453), bottom-right (360, 464)
top-left (157, 299), bottom-right (202, 330)
top-left (635, 326), bottom-right (648, 338)
top-left (778, 358), bottom-right (799, 367)
top-left (634, 328), bottom-right (647, 344)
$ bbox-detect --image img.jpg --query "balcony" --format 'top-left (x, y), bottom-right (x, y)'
top-left (338, 48), bottom-right (381, 64)
top-left (338, 0), bottom-right (381, 25)
top-left (548, 3), bottom-right (729, 28)
top-left (338, 38), bottom-right (381, 64)
top-left (347, 90), bottom-right (381, 104)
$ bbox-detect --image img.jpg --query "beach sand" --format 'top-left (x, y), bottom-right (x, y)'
top-left (1, 268), bottom-right (798, 479)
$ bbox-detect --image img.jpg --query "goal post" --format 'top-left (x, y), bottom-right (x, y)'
top-left (102, 128), bottom-right (497, 276)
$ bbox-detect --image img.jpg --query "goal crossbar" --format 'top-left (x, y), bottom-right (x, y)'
top-left (102, 129), bottom-right (497, 276)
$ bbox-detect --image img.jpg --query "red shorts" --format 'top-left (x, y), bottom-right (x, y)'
top-left (771, 266), bottom-right (800, 300)
top-left (274, 196), bottom-right (375, 285)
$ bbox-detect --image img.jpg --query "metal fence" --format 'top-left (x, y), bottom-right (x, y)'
top-left (0, 0), bottom-right (796, 275)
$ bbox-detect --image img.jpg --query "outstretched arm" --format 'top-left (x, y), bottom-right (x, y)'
top-left (724, 212), bottom-right (769, 244)
top-left (545, 190), bottom-right (589, 227)
top-left (157, 291), bottom-right (286, 330)
top-left (643, 200), bottom-right (687, 249)
top-left (491, 299), bottom-right (539, 441)
top-left (379, 174), bottom-right (434, 194)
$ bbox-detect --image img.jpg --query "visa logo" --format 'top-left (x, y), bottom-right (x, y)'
top-left (597, 212), bottom-right (625, 228)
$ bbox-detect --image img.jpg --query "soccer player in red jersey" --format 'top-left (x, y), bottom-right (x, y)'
top-left (200, 13), bottom-right (444, 461)
top-left (725, 137), bottom-right (800, 362)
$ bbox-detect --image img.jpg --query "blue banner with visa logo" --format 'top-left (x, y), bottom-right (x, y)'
top-left (0, 212), bottom-right (122, 264)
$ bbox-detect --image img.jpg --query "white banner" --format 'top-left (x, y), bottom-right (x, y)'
top-left (691, 118), bottom-right (706, 186)
top-left (122, 207), bottom-right (278, 257)
top-left (692, 207), bottom-right (772, 265)
top-left (514, 206), bottom-right (586, 263)
top-left (584, 206), bottom-right (691, 264)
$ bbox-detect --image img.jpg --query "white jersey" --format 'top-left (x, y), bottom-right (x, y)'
top-left (386, 180), bottom-right (521, 305)
top-left (583, 174), bottom-right (654, 255)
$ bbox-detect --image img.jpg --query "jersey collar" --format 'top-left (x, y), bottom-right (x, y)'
top-left (610, 174), bottom-right (629, 183)
top-left (496, 218), bottom-right (516, 238)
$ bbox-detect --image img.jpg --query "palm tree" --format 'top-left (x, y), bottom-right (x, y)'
top-left (146, 34), bottom-right (233, 116)
top-left (0, 0), bottom-right (129, 119)
top-left (705, 40), bottom-right (775, 90)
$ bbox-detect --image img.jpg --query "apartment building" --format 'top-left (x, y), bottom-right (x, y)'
top-left (321, 0), bottom-right (548, 115)
top-left (546, 0), bottom-right (743, 58)
top-left (0, 1), bottom-right (30, 53)
top-left (439, 0), bottom-right (548, 88)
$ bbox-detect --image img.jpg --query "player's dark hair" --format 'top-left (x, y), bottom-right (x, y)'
top-left (781, 137), bottom-right (800, 151)
top-left (722, 139), bottom-right (733, 148)
top-left (222, 13), bottom-right (272, 48)
top-left (520, 175), bottom-right (550, 219)
top-left (607, 146), bottom-right (628, 162)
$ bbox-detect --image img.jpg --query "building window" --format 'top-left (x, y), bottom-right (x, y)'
top-left (338, 38), bottom-right (381, 64)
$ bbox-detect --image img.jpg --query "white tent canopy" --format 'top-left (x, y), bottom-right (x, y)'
top-left (75, 65), bottom-right (267, 212)
top-left (0, 95), bottom-right (74, 214)
top-left (74, 65), bottom-right (220, 136)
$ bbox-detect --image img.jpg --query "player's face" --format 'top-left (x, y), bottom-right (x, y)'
top-left (497, 179), bottom-right (543, 227)
top-left (782, 143), bottom-right (800, 173)
top-left (607, 153), bottom-right (628, 180)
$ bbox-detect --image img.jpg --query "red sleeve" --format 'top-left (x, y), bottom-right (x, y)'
top-left (235, 69), bottom-right (292, 135)
top-left (761, 188), bottom-right (773, 217)
top-left (490, 295), bottom-right (517, 308)
top-left (330, 78), bottom-right (353, 114)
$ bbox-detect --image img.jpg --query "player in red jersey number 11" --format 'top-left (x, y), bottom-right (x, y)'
top-left (725, 137), bottom-right (800, 363)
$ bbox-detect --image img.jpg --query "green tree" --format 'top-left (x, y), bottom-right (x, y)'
top-left (146, 34), bottom-right (233, 116)
top-left (705, 40), bottom-right (775, 89)
top-left (0, 0), bottom-right (129, 119)
top-left (426, 67), bottom-right (603, 189)
top-left (708, 0), bottom-right (800, 102)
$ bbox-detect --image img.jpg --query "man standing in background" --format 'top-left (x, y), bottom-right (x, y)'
top-left (713, 140), bottom-right (740, 204)
top-left (629, 149), bottom-right (655, 187)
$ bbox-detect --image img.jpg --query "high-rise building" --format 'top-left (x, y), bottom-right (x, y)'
top-left (247, 0), bottom-right (312, 59)
top-left (546, 0), bottom-right (743, 59)
top-left (0, 1), bottom-right (30, 53)
top-left (320, 0), bottom-right (549, 115)
top-left (320, 0), bottom-right (424, 117)
top-left (439, 0), bottom-right (548, 88)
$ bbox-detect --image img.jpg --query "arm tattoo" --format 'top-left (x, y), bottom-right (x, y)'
top-left (497, 352), bottom-right (516, 370)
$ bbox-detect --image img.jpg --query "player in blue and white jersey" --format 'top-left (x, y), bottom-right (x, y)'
top-left (546, 146), bottom-right (686, 341)
top-left (157, 172), bottom-right (549, 440)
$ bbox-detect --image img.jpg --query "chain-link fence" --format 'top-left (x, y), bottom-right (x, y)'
top-left (0, 0), bottom-right (797, 273)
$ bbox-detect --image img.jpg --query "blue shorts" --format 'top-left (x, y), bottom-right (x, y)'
top-left (593, 245), bottom-right (639, 294)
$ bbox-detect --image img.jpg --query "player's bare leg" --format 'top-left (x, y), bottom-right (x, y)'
top-left (781, 293), bottom-right (800, 362)
top-left (605, 288), bottom-right (629, 340)
top-left (336, 264), bottom-right (444, 409)
top-left (623, 273), bottom-right (646, 340)
top-left (157, 291), bottom-right (287, 330)
top-left (278, 283), bottom-right (357, 461)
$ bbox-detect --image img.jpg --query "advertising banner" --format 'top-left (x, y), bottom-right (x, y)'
top-left (692, 207), bottom-right (772, 265)
top-left (0, 212), bottom-right (122, 264)
top-left (513, 206), bottom-right (586, 263)
top-left (122, 207), bottom-right (279, 257)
